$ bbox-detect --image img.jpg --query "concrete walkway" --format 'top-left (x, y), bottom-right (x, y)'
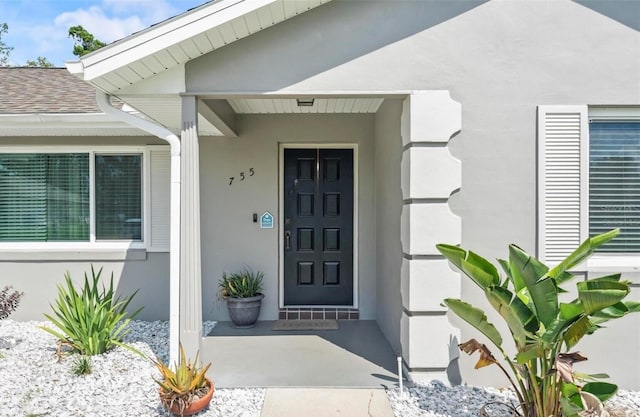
top-left (260, 388), bottom-right (395, 417)
top-left (204, 320), bottom-right (398, 388)
top-left (203, 321), bottom-right (399, 415)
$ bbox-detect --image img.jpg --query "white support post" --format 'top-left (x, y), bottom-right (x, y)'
top-left (399, 91), bottom-right (462, 384)
top-left (180, 95), bottom-right (203, 360)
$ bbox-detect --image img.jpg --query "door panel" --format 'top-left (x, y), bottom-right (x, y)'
top-left (284, 148), bottom-right (354, 305)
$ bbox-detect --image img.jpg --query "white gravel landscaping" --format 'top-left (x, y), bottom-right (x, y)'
top-left (0, 320), bottom-right (264, 417)
top-left (386, 380), bottom-right (640, 417)
top-left (1, 320), bottom-right (638, 417)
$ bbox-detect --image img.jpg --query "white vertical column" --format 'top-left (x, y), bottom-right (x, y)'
top-left (399, 91), bottom-right (462, 383)
top-left (180, 95), bottom-right (203, 359)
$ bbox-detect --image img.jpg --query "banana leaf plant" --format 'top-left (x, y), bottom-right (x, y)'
top-left (437, 229), bottom-right (640, 417)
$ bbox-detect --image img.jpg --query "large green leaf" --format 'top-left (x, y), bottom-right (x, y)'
top-left (508, 245), bottom-right (559, 327)
top-left (556, 270), bottom-right (577, 285)
top-left (515, 341), bottom-right (543, 364)
top-left (625, 301), bottom-right (640, 313)
top-left (560, 302), bottom-right (584, 321)
top-left (437, 245), bottom-right (499, 289)
top-left (436, 244), bottom-right (466, 269)
top-left (509, 244), bottom-right (548, 288)
top-left (466, 251), bottom-right (500, 285)
top-left (582, 382), bottom-right (618, 402)
top-left (485, 287), bottom-right (535, 348)
top-left (563, 315), bottom-right (595, 349)
top-left (497, 259), bottom-right (512, 281)
top-left (542, 315), bottom-right (579, 345)
top-left (444, 298), bottom-right (503, 348)
top-left (460, 258), bottom-right (499, 289)
top-left (577, 280), bottom-right (630, 315)
top-left (561, 382), bottom-right (583, 409)
top-left (589, 273), bottom-right (622, 283)
top-left (590, 302), bottom-right (629, 325)
top-left (529, 277), bottom-right (559, 327)
top-left (547, 229), bottom-right (619, 279)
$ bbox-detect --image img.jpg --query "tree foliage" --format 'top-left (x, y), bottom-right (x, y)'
top-left (68, 25), bottom-right (106, 57)
top-left (0, 23), bottom-right (13, 66)
top-left (25, 56), bottom-right (54, 68)
top-left (1, 22), bottom-right (54, 67)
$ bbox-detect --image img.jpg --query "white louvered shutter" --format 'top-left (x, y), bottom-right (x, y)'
top-left (148, 147), bottom-right (171, 251)
top-left (537, 106), bottom-right (588, 264)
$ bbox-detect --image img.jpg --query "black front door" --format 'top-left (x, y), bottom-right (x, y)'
top-left (283, 148), bottom-right (354, 305)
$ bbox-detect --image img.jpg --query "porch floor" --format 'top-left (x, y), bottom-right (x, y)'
top-left (202, 320), bottom-right (398, 388)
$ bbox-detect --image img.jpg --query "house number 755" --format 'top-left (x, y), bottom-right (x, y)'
top-left (229, 168), bottom-right (255, 185)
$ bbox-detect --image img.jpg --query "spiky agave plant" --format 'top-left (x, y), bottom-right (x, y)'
top-left (152, 343), bottom-right (213, 416)
top-left (437, 229), bottom-right (640, 417)
top-left (219, 268), bottom-right (264, 299)
top-left (41, 266), bottom-right (143, 356)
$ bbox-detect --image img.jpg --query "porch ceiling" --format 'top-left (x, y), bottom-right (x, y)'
top-left (118, 96), bottom-right (385, 137)
top-left (227, 98), bottom-right (384, 114)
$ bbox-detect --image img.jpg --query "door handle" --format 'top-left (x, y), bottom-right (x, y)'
top-left (285, 230), bottom-right (291, 250)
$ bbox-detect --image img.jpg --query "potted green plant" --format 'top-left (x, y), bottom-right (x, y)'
top-left (437, 229), bottom-right (640, 417)
top-left (152, 343), bottom-right (214, 417)
top-left (219, 268), bottom-right (264, 328)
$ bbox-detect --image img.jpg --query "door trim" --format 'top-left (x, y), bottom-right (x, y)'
top-left (278, 143), bottom-right (359, 309)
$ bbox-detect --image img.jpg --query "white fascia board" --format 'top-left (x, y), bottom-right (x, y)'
top-left (65, 61), bottom-right (84, 78)
top-left (0, 113), bottom-right (145, 134)
top-left (0, 113), bottom-right (116, 123)
top-left (80, 0), bottom-right (279, 81)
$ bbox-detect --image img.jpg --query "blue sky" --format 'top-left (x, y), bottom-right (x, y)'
top-left (1, 0), bottom-right (205, 66)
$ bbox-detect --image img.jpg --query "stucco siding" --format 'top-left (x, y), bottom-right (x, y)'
top-left (373, 99), bottom-right (403, 354)
top-left (187, 0), bottom-right (639, 259)
top-left (2, 253), bottom-right (169, 321)
top-left (186, 0), bottom-right (640, 388)
top-left (199, 113), bottom-right (376, 321)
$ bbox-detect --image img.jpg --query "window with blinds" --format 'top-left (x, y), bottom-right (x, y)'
top-left (589, 121), bottom-right (640, 252)
top-left (0, 153), bottom-right (89, 242)
top-left (95, 154), bottom-right (142, 240)
top-left (0, 152), bottom-right (144, 243)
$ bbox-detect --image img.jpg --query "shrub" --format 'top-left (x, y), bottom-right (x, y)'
top-left (40, 265), bottom-right (143, 356)
top-left (0, 286), bottom-right (24, 320)
top-left (219, 269), bottom-right (264, 298)
top-left (71, 355), bottom-right (92, 376)
top-left (438, 229), bottom-right (640, 417)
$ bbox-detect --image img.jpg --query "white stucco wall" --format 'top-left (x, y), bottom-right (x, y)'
top-left (2, 255), bottom-right (169, 321)
top-left (373, 99), bottom-right (404, 353)
top-left (199, 113), bottom-right (376, 321)
top-left (185, 0), bottom-right (640, 388)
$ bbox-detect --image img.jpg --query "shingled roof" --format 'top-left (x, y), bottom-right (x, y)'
top-left (0, 67), bottom-right (100, 114)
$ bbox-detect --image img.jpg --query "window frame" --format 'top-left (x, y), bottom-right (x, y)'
top-left (0, 146), bottom-right (150, 251)
top-left (585, 107), bottom-right (640, 271)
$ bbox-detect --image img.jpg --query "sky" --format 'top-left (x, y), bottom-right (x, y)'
top-left (1, 0), bottom-right (205, 67)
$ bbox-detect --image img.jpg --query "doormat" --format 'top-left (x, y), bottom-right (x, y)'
top-left (272, 319), bottom-right (339, 331)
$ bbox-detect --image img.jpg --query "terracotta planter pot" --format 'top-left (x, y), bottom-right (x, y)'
top-left (166, 378), bottom-right (215, 416)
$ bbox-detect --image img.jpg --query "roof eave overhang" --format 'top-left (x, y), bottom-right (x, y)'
top-left (66, 0), bottom-right (332, 92)
top-left (0, 113), bottom-right (148, 135)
